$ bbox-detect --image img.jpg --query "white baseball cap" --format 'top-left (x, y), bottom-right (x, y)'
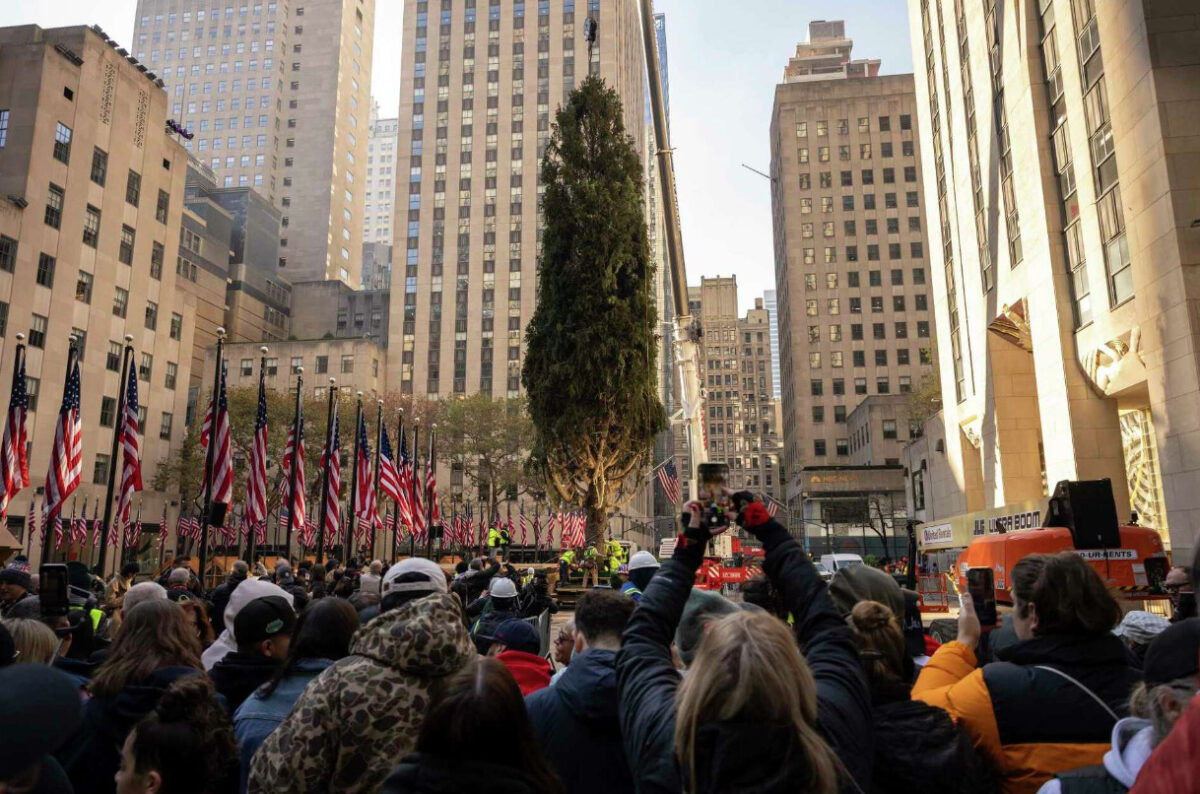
top-left (489, 577), bottom-right (518, 599)
top-left (629, 551), bottom-right (661, 571)
top-left (382, 558), bottom-right (448, 596)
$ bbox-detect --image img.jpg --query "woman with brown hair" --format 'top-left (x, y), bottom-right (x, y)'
top-left (380, 657), bottom-right (564, 794)
top-left (847, 601), bottom-right (994, 793)
top-left (179, 600), bottom-right (216, 650)
top-left (62, 599), bottom-right (204, 794)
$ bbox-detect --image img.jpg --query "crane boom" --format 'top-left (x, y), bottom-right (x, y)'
top-left (638, 1), bottom-right (718, 551)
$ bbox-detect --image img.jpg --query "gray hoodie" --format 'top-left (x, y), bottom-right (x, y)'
top-left (1035, 717), bottom-right (1156, 794)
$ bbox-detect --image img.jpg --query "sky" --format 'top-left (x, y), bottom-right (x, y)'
top-left (4, 0), bottom-right (914, 313)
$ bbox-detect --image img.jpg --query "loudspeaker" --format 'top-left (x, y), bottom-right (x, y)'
top-left (1043, 479), bottom-right (1120, 550)
top-left (206, 501), bottom-right (229, 528)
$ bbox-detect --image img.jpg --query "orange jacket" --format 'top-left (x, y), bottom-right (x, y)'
top-left (914, 639), bottom-right (1134, 794)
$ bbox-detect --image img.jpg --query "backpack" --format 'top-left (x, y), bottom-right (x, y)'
top-left (870, 699), bottom-right (998, 794)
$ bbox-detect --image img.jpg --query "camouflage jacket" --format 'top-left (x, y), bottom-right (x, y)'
top-left (247, 593), bottom-right (474, 794)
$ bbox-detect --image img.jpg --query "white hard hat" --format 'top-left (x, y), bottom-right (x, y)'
top-left (490, 577), bottom-right (518, 599)
top-left (629, 551), bottom-right (660, 571)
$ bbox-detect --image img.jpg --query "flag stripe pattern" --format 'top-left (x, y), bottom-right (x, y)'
top-left (245, 366), bottom-right (269, 532)
top-left (0, 350), bottom-right (29, 520)
top-left (43, 359), bottom-right (82, 522)
top-left (116, 362), bottom-right (143, 534)
top-left (656, 458), bottom-right (682, 506)
top-left (200, 365), bottom-right (234, 506)
top-left (378, 426), bottom-right (403, 504)
top-left (354, 414), bottom-right (378, 533)
top-left (321, 410), bottom-right (341, 539)
top-left (396, 430), bottom-right (413, 530)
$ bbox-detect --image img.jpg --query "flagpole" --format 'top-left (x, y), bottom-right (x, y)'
top-left (371, 399), bottom-right (383, 561)
top-left (316, 377), bottom-right (337, 566)
top-left (424, 425), bottom-right (436, 560)
top-left (409, 421), bottom-right (419, 558)
top-left (198, 328), bottom-right (226, 587)
top-left (284, 366), bottom-right (303, 564)
top-left (391, 411), bottom-right (402, 561)
top-left (42, 338), bottom-right (78, 565)
top-left (245, 346), bottom-right (269, 567)
top-left (98, 333), bottom-right (134, 577)
top-left (346, 391), bottom-right (363, 561)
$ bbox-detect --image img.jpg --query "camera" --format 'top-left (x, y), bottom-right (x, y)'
top-left (697, 463), bottom-right (730, 534)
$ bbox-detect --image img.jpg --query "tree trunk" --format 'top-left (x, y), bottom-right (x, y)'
top-left (586, 504), bottom-right (608, 551)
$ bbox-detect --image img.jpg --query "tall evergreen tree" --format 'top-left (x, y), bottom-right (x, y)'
top-left (523, 76), bottom-right (666, 548)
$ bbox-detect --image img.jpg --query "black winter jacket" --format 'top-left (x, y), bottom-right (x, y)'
top-left (525, 649), bottom-right (632, 794)
top-left (616, 516), bottom-right (873, 794)
top-left (209, 651), bottom-right (283, 714)
top-left (208, 574), bottom-right (246, 635)
top-left (380, 753), bottom-right (549, 794)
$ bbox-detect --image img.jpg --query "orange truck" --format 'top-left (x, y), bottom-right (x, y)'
top-left (953, 523), bottom-right (1169, 605)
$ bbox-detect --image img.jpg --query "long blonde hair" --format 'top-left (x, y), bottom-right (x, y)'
top-left (674, 610), bottom-right (839, 793)
top-left (2, 618), bottom-right (58, 664)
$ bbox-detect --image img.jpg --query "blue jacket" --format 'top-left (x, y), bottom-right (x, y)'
top-left (234, 658), bottom-right (334, 793)
top-left (525, 649), bottom-right (633, 794)
top-left (620, 582), bottom-right (643, 602)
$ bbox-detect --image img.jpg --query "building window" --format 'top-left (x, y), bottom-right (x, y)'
top-left (291, 356), bottom-right (303, 375)
top-left (855, 377), bottom-right (868, 395)
top-left (316, 355), bottom-right (328, 374)
top-left (24, 376), bottom-right (37, 411)
top-left (53, 122), bottom-right (72, 163)
top-left (813, 439), bottom-right (827, 457)
top-left (150, 242), bottom-right (164, 279)
top-left (877, 378), bottom-right (891, 394)
top-left (145, 301), bottom-right (158, 330)
top-left (836, 439), bottom-right (849, 457)
top-left (113, 287), bottom-right (128, 318)
top-left (119, 226), bottom-right (136, 265)
top-left (0, 236), bottom-right (14, 272)
top-left (28, 315), bottom-right (47, 348)
top-left (81, 205), bottom-right (101, 247)
top-left (45, 184), bottom-right (64, 228)
top-left (35, 253), bottom-right (55, 287)
top-left (93, 454), bottom-right (110, 485)
top-left (240, 358), bottom-right (254, 377)
top-left (126, 170), bottom-right (141, 206)
top-left (165, 362), bottom-right (177, 390)
top-left (169, 313), bottom-right (183, 340)
top-left (100, 397), bottom-right (117, 428)
top-left (160, 412), bottom-right (174, 440)
top-left (0, 110), bottom-right (8, 147)
top-left (139, 353), bottom-right (153, 381)
top-left (810, 379), bottom-right (823, 396)
top-left (341, 355), bottom-right (354, 373)
top-left (156, 190), bottom-right (170, 223)
top-left (882, 419), bottom-right (898, 439)
top-left (75, 271), bottom-right (93, 303)
top-left (106, 342), bottom-right (122, 372)
top-left (90, 147), bottom-right (108, 185)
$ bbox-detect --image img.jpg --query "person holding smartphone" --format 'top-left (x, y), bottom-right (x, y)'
top-left (913, 552), bottom-right (1139, 793)
top-left (616, 490), bottom-right (872, 794)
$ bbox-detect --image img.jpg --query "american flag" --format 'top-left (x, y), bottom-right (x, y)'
top-left (425, 445), bottom-right (439, 526)
top-left (127, 505), bottom-right (143, 548)
top-left (765, 495), bottom-right (780, 518)
top-left (53, 510), bottom-right (64, 549)
top-left (656, 458), bottom-right (682, 506)
top-left (43, 359), bottom-right (82, 524)
top-left (245, 365), bottom-right (269, 535)
top-left (378, 426), bottom-right (403, 504)
top-left (0, 349), bottom-right (29, 521)
top-left (159, 502), bottom-right (169, 549)
top-left (199, 365), bottom-right (234, 507)
top-left (92, 500), bottom-right (102, 546)
top-left (320, 410), bottom-right (341, 540)
top-left (354, 414), bottom-right (378, 531)
top-left (410, 446), bottom-right (426, 539)
top-left (518, 506), bottom-right (528, 546)
top-left (26, 498), bottom-right (37, 546)
top-left (571, 512), bottom-right (587, 548)
top-left (70, 500), bottom-right (84, 546)
top-left (395, 429), bottom-right (413, 529)
top-left (116, 363), bottom-right (143, 536)
top-left (280, 419), bottom-right (306, 536)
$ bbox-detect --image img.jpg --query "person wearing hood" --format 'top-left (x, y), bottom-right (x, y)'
top-left (470, 576), bottom-right (521, 654)
top-left (201, 578), bottom-right (295, 671)
top-left (847, 600), bottom-right (995, 794)
top-left (234, 598), bottom-right (359, 792)
top-left (1, 665), bottom-right (82, 794)
top-left (829, 563), bottom-right (929, 678)
top-left (272, 563), bottom-right (310, 612)
top-left (622, 551), bottom-right (659, 602)
top-left (914, 552), bottom-right (1140, 793)
top-left (526, 589), bottom-right (635, 794)
top-left (486, 619), bottom-right (552, 695)
top-left (380, 657), bottom-right (563, 794)
top-left (0, 567), bottom-right (38, 618)
top-left (248, 557), bottom-right (475, 794)
top-left (209, 595), bottom-right (297, 714)
top-left (617, 494), bottom-right (872, 794)
top-left (208, 561), bottom-right (250, 636)
top-left (60, 600), bottom-right (203, 794)
top-left (1040, 617), bottom-right (1200, 794)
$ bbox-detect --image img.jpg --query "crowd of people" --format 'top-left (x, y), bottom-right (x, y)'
top-left (3, 492), bottom-right (1200, 794)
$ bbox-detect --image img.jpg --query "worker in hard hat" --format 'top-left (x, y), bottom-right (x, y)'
top-left (620, 551), bottom-right (661, 602)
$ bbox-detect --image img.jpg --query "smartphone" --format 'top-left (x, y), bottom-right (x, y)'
top-left (697, 463), bottom-right (730, 533)
top-left (966, 567), bottom-right (998, 627)
top-left (39, 563), bottom-right (70, 619)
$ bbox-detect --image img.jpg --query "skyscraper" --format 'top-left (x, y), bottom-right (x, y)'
top-left (764, 289), bottom-right (781, 399)
top-left (365, 100), bottom-right (398, 247)
top-left (387, 0), bottom-right (646, 399)
top-left (131, 0), bottom-right (374, 286)
top-left (770, 21), bottom-right (936, 508)
top-left (905, 0), bottom-right (1200, 554)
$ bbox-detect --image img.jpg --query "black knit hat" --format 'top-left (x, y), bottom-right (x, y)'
top-left (1143, 617), bottom-right (1200, 688)
top-left (0, 666), bottom-right (81, 779)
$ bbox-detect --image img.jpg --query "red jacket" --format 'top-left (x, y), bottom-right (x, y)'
top-left (1129, 694), bottom-right (1200, 794)
top-left (496, 650), bottom-right (552, 696)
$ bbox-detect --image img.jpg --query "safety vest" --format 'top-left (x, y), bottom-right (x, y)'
top-left (487, 528), bottom-right (502, 547)
top-left (560, 550), bottom-right (576, 565)
top-left (607, 541), bottom-right (624, 562)
top-left (620, 582), bottom-right (643, 601)
top-left (500, 528), bottom-right (511, 545)
top-left (583, 547), bottom-right (598, 561)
